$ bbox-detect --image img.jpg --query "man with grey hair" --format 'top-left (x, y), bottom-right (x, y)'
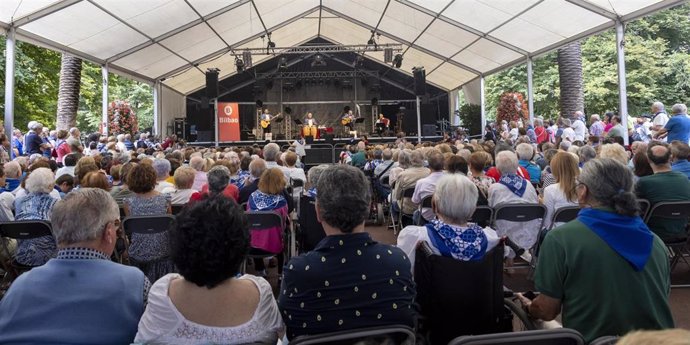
top-left (488, 151), bottom-right (539, 255)
top-left (189, 156), bottom-right (207, 191)
top-left (411, 150), bottom-right (445, 224)
top-left (653, 103), bottom-right (690, 144)
top-left (153, 158), bottom-right (173, 192)
top-left (0, 188), bottom-right (148, 344)
top-left (650, 101), bottom-right (669, 139)
top-left (24, 122), bottom-right (49, 155)
top-left (205, 165), bottom-right (232, 197)
top-left (578, 145), bottom-right (597, 166)
top-left (572, 111), bottom-right (587, 142)
top-left (589, 114), bottom-right (604, 138)
top-left (67, 127), bottom-right (83, 153)
top-left (263, 142), bottom-right (289, 180)
top-left (635, 141), bottom-right (690, 241)
top-left (239, 158), bottom-right (267, 204)
top-left (278, 165), bottom-right (415, 340)
top-left (305, 164), bottom-right (329, 198)
top-left (560, 118), bottom-right (575, 143)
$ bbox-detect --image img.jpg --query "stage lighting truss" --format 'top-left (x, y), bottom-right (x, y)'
top-left (235, 56), bottom-right (245, 73)
top-left (257, 70), bottom-right (378, 80)
top-left (235, 43), bottom-right (403, 55)
top-left (393, 54), bottom-right (403, 68)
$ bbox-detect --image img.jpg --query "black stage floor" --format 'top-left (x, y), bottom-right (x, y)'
top-left (188, 135), bottom-right (444, 148)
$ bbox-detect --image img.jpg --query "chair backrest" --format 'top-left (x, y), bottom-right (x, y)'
top-left (122, 215), bottom-right (175, 236)
top-left (380, 175), bottom-right (390, 186)
top-left (644, 200), bottom-right (690, 223)
top-left (291, 178), bottom-right (305, 188)
top-left (638, 198), bottom-right (650, 220)
top-left (492, 204), bottom-right (546, 224)
top-left (551, 206), bottom-right (580, 228)
top-left (448, 328), bottom-right (585, 345)
top-left (0, 220), bottom-right (52, 240)
top-left (402, 187), bottom-right (415, 198)
top-left (245, 211), bottom-right (284, 230)
top-left (414, 241), bottom-right (505, 345)
top-left (420, 195), bottom-right (432, 208)
top-left (288, 325), bottom-right (415, 345)
top-left (119, 206), bottom-right (126, 219)
top-left (298, 195), bottom-right (326, 252)
top-left (469, 205), bottom-right (493, 228)
top-left (171, 204), bottom-right (185, 215)
top-left (589, 335), bottom-right (619, 345)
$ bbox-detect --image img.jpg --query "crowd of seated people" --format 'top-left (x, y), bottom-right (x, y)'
top-left (0, 104), bottom-right (688, 344)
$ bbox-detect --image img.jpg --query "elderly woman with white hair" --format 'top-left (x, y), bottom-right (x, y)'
top-left (152, 158), bottom-right (173, 192)
top-left (391, 149), bottom-right (430, 223)
top-left (14, 167), bottom-right (60, 266)
top-left (488, 151), bottom-right (539, 256)
top-left (397, 174), bottom-right (500, 269)
top-left (190, 156), bottom-right (207, 191)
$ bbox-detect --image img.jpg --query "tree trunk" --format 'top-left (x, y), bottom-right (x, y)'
top-left (56, 54), bottom-right (82, 130)
top-left (558, 42), bottom-right (584, 119)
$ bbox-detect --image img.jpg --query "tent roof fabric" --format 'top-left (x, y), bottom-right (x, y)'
top-left (1, 0), bottom-right (686, 95)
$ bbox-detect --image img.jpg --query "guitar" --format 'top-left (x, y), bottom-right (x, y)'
top-left (341, 116), bottom-right (353, 126)
top-left (260, 113), bottom-right (281, 129)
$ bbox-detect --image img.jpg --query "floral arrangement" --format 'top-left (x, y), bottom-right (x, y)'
top-left (107, 100), bottom-right (138, 135)
top-left (496, 92), bottom-right (529, 124)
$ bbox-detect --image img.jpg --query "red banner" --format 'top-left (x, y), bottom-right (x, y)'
top-left (217, 102), bottom-right (240, 142)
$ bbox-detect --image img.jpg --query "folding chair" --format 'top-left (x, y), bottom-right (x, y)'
top-left (171, 204), bottom-right (185, 215)
top-left (469, 205), bottom-right (494, 228)
top-left (288, 325), bottom-right (416, 345)
top-left (643, 201), bottom-right (690, 271)
top-left (415, 241), bottom-right (507, 345)
top-left (0, 220), bottom-right (53, 286)
top-left (492, 204), bottom-right (546, 268)
top-left (396, 187), bottom-right (416, 230)
top-left (448, 328), bottom-right (585, 345)
top-left (243, 211), bottom-right (285, 274)
top-left (550, 206), bottom-right (580, 230)
top-left (297, 195), bottom-right (326, 253)
top-left (638, 198), bottom-right (650, 220)
top-left (122, 215), bottom-right (175, 279)
top-left (415, 195), bottom-right (433, 226)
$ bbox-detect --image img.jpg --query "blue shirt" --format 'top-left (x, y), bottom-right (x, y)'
top-left (664, 114), bottom-right (690, 143)
top-left (278, 232), bottom-right (416, 340)
top-left (519, 160), bottom-right (541, 184)
top-left (672, 160), bottom-right (690, 180)
top-left (24, 132), bottom-right (43, 155)
top-left (12, 137), bottom-right (23, 158)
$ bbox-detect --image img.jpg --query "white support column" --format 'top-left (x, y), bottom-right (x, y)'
top-left (616, 20), bottom-right (629, 146)
top-left (214, 99), bottom-right (219, 147)
top-left (4, 28), bottom-right (16, 151)
top-left (480, 76), bottom-right (486, 136)
top-left (416, 96), bottom-right (422, 143)
top-left (527, 57), bottom-right (535, 125)
top-left (153, 81), bottom-right (161, 136)
top-left (101, 65), bottom-right (109, 135)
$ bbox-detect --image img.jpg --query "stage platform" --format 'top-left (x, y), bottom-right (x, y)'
top-left (187, 135), bottom-right (444, 148)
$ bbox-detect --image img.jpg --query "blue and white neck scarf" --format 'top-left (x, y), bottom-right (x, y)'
top-left (498, 173), bottom-right (527, 197)
top-left (426, 219), bottom-right (488, 261)
top-left (249, 190), bottom-right (287, 211)
top-left (307, 187), bottom-right (317, 198)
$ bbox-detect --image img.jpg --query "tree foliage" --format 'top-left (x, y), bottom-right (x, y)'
top-left (1, 39), bottom-right (153, 134)
top-left (483, 4), bottom-right (690, 121)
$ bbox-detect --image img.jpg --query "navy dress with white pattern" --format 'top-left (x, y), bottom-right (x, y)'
top-left (14, 193), bottom-right (58, 266)
top-left (124, 193), bottom-right (174, 282)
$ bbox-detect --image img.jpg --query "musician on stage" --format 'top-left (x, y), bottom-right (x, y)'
top-left (260, 108), bottom-right (273, 133)
top-left (341, 109), bottom-right (355, 133)
top-left (375, 113), bottom-right (390, 136)
top-left (304, 113), bottom-right (318, 128)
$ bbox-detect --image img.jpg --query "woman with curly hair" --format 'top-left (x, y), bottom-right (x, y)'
top-left (123, 162), bottom-right (173, 282)
top-left (135, 195), bottom-right (284, 343)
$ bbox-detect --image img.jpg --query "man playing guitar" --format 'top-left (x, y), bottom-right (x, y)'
top-left (341, 110), bottom-right (355, 133)
top-left (260, 108), bottom-right (281, 133)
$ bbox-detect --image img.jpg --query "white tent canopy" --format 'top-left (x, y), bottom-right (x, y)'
top-left (1, 0), bottom-right (686, 95)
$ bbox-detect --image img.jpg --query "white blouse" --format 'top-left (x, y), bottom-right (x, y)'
top-left (135, 274), bottom-right (284, 345)
top-left (542, 183), bottom-right (578, 229)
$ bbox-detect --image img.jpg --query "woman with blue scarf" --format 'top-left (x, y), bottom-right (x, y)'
top-left (519, 158), bottom-right (674, 343)
top-left (397, 174), bottom-right (500, 273)
top-left (248, 168), bottom-right (288, 276)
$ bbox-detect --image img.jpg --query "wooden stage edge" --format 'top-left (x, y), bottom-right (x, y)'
top-left (187, 135), bottom-right (444, 147)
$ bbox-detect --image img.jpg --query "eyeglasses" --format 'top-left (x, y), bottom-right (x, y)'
top-left (109, 219), bottom-right (121, 229)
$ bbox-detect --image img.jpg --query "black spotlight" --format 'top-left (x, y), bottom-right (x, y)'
top-left (311, 54), bottom-right (327, 67)
top-left (284, 106), bottom-right (292, 115)
top-left (256, 99), bottom-right (263, 108)
top-left (278, 57), bottom-right (288, 70)
top-left (393, 54), bottom-right (403, 68)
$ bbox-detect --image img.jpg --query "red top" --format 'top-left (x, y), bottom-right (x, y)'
top-left (56, 141), bottom-right (71, 164)
top-left (190, 183), bottom-right (240, 202)
top-left (485, 166), bottom-right (531, 183)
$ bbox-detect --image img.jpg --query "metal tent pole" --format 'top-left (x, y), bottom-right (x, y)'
top-left (101, 65), bottom-right (109, 135)
top-left (616, 20), bottom-right (629, 146)
top-left (416, 96), bottom-right (422, 143)
top-left (4, 28), bottom-right (16, 152)
top-left (527, 57), bottom-right (535, 125)
top-left (480, 76), bottom-right (486, 136)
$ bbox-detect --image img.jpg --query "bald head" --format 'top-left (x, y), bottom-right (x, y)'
top-left (647, 141), bottom-right (671, 168)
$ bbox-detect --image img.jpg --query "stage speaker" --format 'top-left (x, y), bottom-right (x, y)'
top-left (413, 67), bottom-right (426, 96)
top-left (206, 70), bottom-right (219, 99)
top-left (423, 124), bottom-right (437, 137)
top-left (192, 106), bottom-right (214, 131)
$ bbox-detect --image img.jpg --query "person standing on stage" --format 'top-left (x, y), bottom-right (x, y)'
top-left (260, 108), bottom-right (273, 134)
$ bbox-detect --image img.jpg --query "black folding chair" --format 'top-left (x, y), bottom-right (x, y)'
top-left (243, 211), bottom-right (285, 274)
top-left (643, 201), bottom-right (690, 271)
top-left (469, 205), bottom-right (494, 228)
top-left (171, 204), bottom-right (185, 215)
top-left (492, 204), bottom-right (546, 269)
top-left (290, 178), bottom-right (304, 188)
top-left (288, 325), bottom-right (416, 345)
top-left (122, 215), bottom-right (175, 279)
top-left (550, 206), bottom-right (580, 229)
top-left (397, 187), bottom-right (416, 229)
top-left (0, 220), bottom-right (53, 285)
top-left (449, 328), bottom-right (585, 345)
top-left (589, 335), bottom-right (619, 345)
top-left (415, 195), bottom-right (433, 226)
top-left (638, 198), bottom-right (650, 220)
top-left (298, 195), bottom-right (326, 253)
